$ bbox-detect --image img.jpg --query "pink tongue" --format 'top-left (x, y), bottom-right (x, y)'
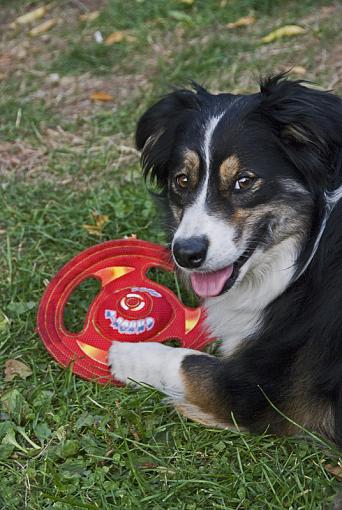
top-left (190, 265), bottom-right (234, 298)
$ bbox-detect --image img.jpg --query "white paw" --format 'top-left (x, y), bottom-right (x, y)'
top-left (108, 341), bottom-right (141, 385)
top-left (108, 341), bottom-right (196, 395)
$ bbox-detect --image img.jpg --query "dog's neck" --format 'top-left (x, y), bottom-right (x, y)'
top-left (204, 236), bottom-right (300, 356)
top-left (294, 183), bottom-right (342, 282)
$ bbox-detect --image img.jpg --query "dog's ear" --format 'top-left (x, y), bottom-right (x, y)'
top-left (135, 89), bottom-right (200, 188)
top-left (258, 74), bottom-right (342, 187)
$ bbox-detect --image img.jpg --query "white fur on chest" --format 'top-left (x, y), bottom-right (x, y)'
top-left (204, 237), bottom-right (299, 356)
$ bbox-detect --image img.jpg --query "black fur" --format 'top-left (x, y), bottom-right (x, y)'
top-left (136, 74), bottom-right (342, 445)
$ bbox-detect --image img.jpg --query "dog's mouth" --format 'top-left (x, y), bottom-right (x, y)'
top-left (190, 246), bottom-right (255, 298)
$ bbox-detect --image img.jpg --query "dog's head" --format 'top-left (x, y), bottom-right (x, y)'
top-left (136, 75), bottom-right (342, 298)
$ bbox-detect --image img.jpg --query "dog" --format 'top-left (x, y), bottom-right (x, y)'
top-left (108, 73), bottom-right (342, 446)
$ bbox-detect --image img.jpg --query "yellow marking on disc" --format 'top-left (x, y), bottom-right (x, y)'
top-left (77, 341), bottom-right (108, 365)
top-left (184, 308), bottom-right (201, 334)
top-left (94, 266), bottom-right (135, 286)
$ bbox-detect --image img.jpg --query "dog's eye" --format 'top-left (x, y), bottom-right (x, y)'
top-left (234, 174), bottom-right (255, 191)
top-left (175, 174), bottom-right (189, 189)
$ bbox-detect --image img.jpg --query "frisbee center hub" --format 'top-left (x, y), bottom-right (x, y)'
top-left (120, 292), bottom-right (145, 312)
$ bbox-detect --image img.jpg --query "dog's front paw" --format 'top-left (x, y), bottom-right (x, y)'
top-left (108, 341), bottom-right (184, 389)
top-left (108, 341), bottom-right (195, 394)
top-left (108, 341), bottom-right (139, 385)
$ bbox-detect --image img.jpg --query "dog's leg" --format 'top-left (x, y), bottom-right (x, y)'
top-left (108, 342), bottom-right (234, 428)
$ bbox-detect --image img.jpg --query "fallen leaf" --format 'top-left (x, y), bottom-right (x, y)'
top-left (261, 25), bottom-right (305, 44)
top-left (105, 31), bottom-right (135, 45)
top-left (325, 464), bottom-right (342, 481)
top-left (90, 91), bottom-right (114, 102)
top-left (83, 213), bottom-right (109, 235)
top-left (129, 426), bottom-right (141, 441)
top-left (4, 360), bottom-right (32, 382)
top-left (93, 213), bottom-right (110, 228)
top-left (291, 65), bottom-right (307, 75)
top-left (79, 11), bottom-right (100, 22)
top-left (29, 18), bottom-right (57, 37)
top-left (141, 462), bottom-right (158, 469)
top-left (105, 31), bottom-right (124, 44)
top-left (226, 15), bottom-right (256, 29)
top-left (0, 73), bottom-right (7, 81)
top-left (83, 225), bottom-right (102, 235)
top-left (13, 5), bottom-right (49, 25)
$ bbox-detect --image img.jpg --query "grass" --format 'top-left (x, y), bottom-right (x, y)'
top-left (0, 0), bottom-right (342, 508)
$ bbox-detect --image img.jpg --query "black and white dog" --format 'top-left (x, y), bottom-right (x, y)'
top-left (109, 74), bottom-right (342, 446)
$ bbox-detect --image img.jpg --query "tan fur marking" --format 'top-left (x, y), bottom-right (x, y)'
top-left (179, 363), bottom-right (232, 427)
top-left (219, 154), bottom-right (241, 188)
top-left (232, 201), bottom-right (311, 245)
top-left (175, 403), bottom-right (239, 429)
top-left (183, 149), bottom-right (200, 188)
top-left (230, 207), bottom-right (251, 225)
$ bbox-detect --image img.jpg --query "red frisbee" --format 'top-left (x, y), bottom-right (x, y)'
top-left (37, 238), bottom-right (215, 384)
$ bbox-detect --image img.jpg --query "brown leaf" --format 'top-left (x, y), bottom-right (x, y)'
top-left (141, 462), bottom-right (158, 469)
top-left (90, 91), bottom-right (114, 102)
top-left (79, 11), bottom-right (100, 22)
top-left (29, 18), bottom-right (57, 37)
top-left (83, 213), bottom-right (109, 236)
top-left (105, 31), bottom-right (136, 45)
top-left (93, 213), bottom-right (109, 228)
top-left (261, 25), bottom-right (305, 44)
top-left (325, 464), bottom-right (342, 481)
top-left (129, 426), bottom-right (141, 441)
top-left (82, 225), bottom-right (101, 236)
top-left (226, 16), bottom-right (256, 29)
top-left (105, 31), bottom-right (125, 44)
top-left (4, 360), bottom-right (32, 382)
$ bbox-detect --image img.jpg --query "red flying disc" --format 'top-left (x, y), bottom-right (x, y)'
top-left (37, 238), bottom-right (215, 384)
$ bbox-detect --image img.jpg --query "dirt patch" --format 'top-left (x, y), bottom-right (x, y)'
top-left (27, 71), bottom-right (149, 120)
top-left (0, 1), bottom-right (106, 81)
top-left (0, 140), bottom-right (48, 180)
top-left (301, 4), bottom-right (338, 25)
top-left (315, 42), bottom-right (342, 90)
top-left (0, 126), bottom-right (140, 189)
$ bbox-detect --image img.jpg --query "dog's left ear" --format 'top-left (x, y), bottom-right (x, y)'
top-left (258, 74), bottom-right (342, 187)
top-left (135, 89), bottom-right (200, 188)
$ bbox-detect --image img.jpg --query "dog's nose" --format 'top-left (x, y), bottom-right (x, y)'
top-left (173, 237), bottom-right (208, 269)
